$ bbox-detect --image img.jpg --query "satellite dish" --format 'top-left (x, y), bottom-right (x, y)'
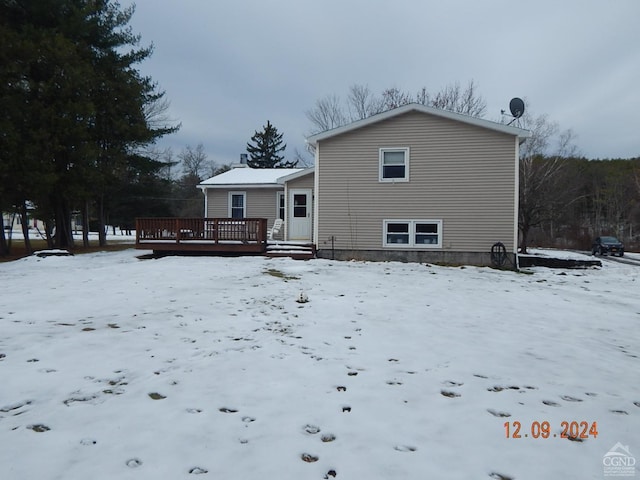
top-left (509, 97), bottom-right (525, 118)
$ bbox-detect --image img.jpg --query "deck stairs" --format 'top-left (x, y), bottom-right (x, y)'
top-left (266, 241), bottom-right (316, 260)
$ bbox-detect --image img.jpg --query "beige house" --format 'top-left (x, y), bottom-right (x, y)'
top-left (197, 103), bottom-right (529, 265)
top-left (307, 103), bottom-right (530, 265)
top-left (198, 166), bottom-right (315, 242)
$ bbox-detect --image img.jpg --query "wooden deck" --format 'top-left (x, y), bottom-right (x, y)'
top-left (135, 218), bottom-right (268, 254)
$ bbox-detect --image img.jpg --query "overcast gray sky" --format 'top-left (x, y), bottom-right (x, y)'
top-left (124, 0), bottom-right (640, 168)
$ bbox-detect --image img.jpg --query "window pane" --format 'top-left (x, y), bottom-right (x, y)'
top-left (278, 194), bottom-right (285, 220)
top-left (387, 223), bottom-right (409, 233)
top-left (231, 195), bottom-right (244, 208)
top-left (386, 222), bottom-right (409, 244)
top-left (415, 222), bottom-right (439, 244)
top-left (294, 194), bottom-right (307, 207)
top-left (383, 165), bottom-right (405, 178)
top-left (231, 194), bottom-right (244, 218)
top-left (416, 223), bottom-right (437, 234)
top-left (383, 151), bottom-right (405, 165)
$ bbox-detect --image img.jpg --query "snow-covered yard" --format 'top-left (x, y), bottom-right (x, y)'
top-left (1, 249), bottom-right (638, 479)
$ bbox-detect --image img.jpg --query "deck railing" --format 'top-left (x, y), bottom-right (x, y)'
top-left (135, 218), bottom-right (268, 252)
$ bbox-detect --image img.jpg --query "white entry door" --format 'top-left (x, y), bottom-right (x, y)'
top-left (288, 189), bottom-right (312, 241)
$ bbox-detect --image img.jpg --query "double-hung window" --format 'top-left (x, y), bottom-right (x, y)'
top-left (383, 220), bottom-right (442, 248)
top-left (229, 192), bottom-right (246, 219)
top-left (379, 148), bottom-right (409, 182)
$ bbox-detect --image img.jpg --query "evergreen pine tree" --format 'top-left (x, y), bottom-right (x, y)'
top-left (246, 121), bottom-right (296, 168)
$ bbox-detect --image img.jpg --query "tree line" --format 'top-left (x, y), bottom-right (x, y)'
top-left (0, 0), bottom-right (178, 255)
top-left (2, 6), bottom-right (637, 259)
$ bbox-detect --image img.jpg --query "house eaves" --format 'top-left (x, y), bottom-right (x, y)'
top-left (197, 167), bottom-right (304, 191)
top-left (306, 103), bottom-right (531, 146)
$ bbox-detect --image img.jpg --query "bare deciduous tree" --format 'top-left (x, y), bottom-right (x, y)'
top-left (305, 94), bottom-right (347, 133)
top-left (347, 84), bottom-right (384, 120)
top-left (306, 80), bottom-right (487, 134)
top-left (429, 80), bottom-right (487, 117)
top-left (518, 112), bottom-right (579, 253)
top-left (179, 143), bottom-right (210, 180)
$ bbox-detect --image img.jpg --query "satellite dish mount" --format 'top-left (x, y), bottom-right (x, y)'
top-left (501, 97), bottom-right (525, 125)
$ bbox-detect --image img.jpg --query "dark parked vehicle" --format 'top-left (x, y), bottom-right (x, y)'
top-left (592, 236), bottom-right (624, 256)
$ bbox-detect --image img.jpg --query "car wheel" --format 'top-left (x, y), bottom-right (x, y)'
top-left (619, 252), bottom-right (624, 257)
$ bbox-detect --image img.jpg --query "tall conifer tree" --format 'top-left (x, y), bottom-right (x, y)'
top-left (246, 121), bottom-right (296, 168)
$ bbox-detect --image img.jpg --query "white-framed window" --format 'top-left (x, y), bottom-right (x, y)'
top-left (383, 219), bottom-right (442, 248)
top-left (379, 147), bottom-right (409, 182)
top-left (276, 191), bottom-right (285, 220)
top-left (228, 191), bottom-right (246, 219)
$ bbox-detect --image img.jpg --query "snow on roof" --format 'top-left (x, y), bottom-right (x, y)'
top-left (198, 167), bottom-right (304, 187)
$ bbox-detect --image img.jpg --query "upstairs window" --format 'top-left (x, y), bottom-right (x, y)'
top-left (379, 148), bottom-right (409, 182)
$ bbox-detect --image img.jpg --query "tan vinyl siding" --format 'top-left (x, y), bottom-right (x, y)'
top-left (206, 187), bottom-right (282, 228)
top-left (286, 172), bottom-right (314, 190)
top-left (316, 110), bottom-right (518, 253)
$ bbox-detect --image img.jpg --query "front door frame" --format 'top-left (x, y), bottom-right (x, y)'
top-left (287, 188), bottom-right (312, 241)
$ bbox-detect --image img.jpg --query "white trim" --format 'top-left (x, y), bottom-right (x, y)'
top-left (379, 147), bottom-right (410, 182)
top-left (313, 146), bottom-right (320, 245)
top-left (307, 103), bottom-right (531, 146)
top-left (228, 191), bottom-right (246, 218)
top-left (200, 184), bottom-right (283, 190)
top-left (202, 187), bottom-right (209, 217)
top-left (383, 219), bottom-right (443, 248)
top-left (276, 191), bottom-right (285, 221)
top-left (514, 137), bottom-right (520, 255)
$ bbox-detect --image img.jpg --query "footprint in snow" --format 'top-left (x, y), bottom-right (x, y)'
top-left (126, 458), bottom-right (143, 468)
top-left (303, 424), bottom-right (321, 434)
top-left (441, 390), bottom-right (461, 398)
top-left (189, 467), bottom-right (208, 474)
top-left (443, 380), bottom-right (463, 387)
top-left (0, 400), bottom-right (32, 413)
top-left (300, 453), bottom-right (319, 463)
top-left (542, 400), bottom-right (560, 407)
top-left (321, 433), bottom-right (336, 443)
top-left (487, 409), bottom-right (511, 418)
top-left (489, 473), bottom-right (514, 480)
top-left (80, 438), bottom-right (97, 446)
top-left (487, 385), bottom-right (521, 392)
top-left (219, 407), bottom-right (238, 413)
top-left (28, 424), bottom-right (50, 432)
top-left (324, 469), bottom-right (337, 479)
top-left (394, 445), bottom-right (417, 452)
top-left (560, 395), bottom-right (582, 402)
